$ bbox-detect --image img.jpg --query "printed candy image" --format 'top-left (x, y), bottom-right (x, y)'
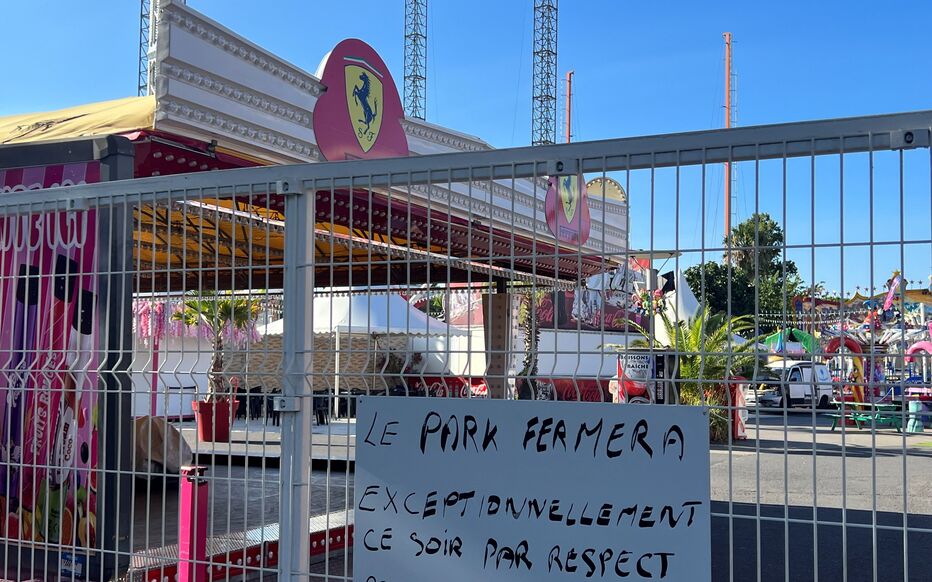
top-left (0, 208), bottom-right (101, 547)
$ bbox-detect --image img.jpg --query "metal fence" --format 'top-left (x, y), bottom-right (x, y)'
top-left (1, 110), bottom-right (931, 581)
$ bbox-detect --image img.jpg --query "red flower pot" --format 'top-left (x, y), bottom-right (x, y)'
top-left (192, 399), bottom-right (239, 442)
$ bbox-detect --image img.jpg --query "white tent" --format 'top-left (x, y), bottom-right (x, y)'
top-left (318, 294), bottom-right (468, 336)
top-left (259, 294), bottom-right (467, 336)
top-left (663, 270), bottom-right (701, 322)
top-left (651, 271), bottom-right (701, 346)
top-left (258, 294), bottom-right (470, 383)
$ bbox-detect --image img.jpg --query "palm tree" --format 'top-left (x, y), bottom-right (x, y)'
top-left (628, 305), bottom-right (762, 441)
top-left (171, 293), bottom-right (260, 401)
top-left (516, 290), bottom-right (548, 398)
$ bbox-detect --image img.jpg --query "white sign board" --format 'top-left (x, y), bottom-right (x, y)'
top-left (354, 397), bottom-right (711, 582)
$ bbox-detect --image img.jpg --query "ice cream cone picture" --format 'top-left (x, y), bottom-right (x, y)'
top-left (21, 253), bottom-right (78, 542)
top-left (1, 263), bottom-right (41, 531)
top-left (48, 287), bottom-right (87, 544)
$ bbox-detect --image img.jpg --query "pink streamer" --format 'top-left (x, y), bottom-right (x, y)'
top-left (883, 275), bottom-right (901, 312)
top-left (132, 299), bottom-right (258, 348)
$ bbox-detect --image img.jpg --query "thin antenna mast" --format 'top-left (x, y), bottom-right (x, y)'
top-left (138, 0), bottom-right (151, 96)
top-left (565, 70), bottom-right (574, 143)
top-left (532, 0), bottom-right (557, 145)
top-left (404, 0), bottom-right (427, 119)
top-left (723, 32), bottom-right (734, 236)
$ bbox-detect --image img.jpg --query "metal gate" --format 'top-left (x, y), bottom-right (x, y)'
top-left (0, 110), bottom-right (930, 581)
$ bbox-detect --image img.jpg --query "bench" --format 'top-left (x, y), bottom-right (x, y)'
top-left (827, 413), bottom-right (860, 431)
top-left (827, 412), bottom-right (901, 432)
top-left (871, 412), bottom-right (902, 432)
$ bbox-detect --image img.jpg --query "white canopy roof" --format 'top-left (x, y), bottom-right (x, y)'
top-left (652, 271), bottom-right (702, 346)
top-left (663, 270), bottom-right (700, 321)
top-left (260, 294), bottom-right (468, 336)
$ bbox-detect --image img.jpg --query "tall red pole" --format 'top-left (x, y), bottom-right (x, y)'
top-left (178, 465), bottom-right (209, 582)
top-left (565, 70), bottom-right (574, 143)
top-left (723, 32), bottom-right (733, 237)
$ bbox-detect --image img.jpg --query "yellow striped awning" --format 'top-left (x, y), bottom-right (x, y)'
top-left (0, 95), bottom-right (155, 145)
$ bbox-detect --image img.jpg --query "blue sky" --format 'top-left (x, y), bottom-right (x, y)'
top-left (2, 1), bottom-right (931, 295)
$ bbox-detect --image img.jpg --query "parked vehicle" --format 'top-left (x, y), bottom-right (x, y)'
top-left (756, 360), bottom-right (835, 409)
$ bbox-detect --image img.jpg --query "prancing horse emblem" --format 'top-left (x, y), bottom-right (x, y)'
top-left (353, 73), bottom-right (378, 132)
top-left (560, 175), bottom-right (579, 222)
top-left (345, 61), bottom-right (384, 153)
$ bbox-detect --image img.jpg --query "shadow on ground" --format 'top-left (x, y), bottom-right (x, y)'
top-left (712, 501), bottom-right (930, 581)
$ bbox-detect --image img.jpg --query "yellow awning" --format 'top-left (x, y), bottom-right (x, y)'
top-left (902, 289), bottom-right (932, 306)
top-left (849, 288), bottom-right (932, 306)
top-left (0, 95), bottom-right (155, 145)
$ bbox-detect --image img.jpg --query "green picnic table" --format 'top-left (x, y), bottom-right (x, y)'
top-left (827, 401), bottom-right (901, 432)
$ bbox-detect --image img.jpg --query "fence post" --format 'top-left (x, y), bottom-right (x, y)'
top-left (178, 465), bottom-right (209, 582)
top-left (279, 178), bottom-right (313, 579)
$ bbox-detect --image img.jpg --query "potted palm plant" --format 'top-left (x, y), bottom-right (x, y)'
top-left (172, 293), bottom-right (259, 442)
top-left (627, 305), bottom-right (760, 442)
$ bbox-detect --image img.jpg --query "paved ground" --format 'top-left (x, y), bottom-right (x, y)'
top-left (710, 410), bottom-right (932, 581)
top-left (240, 553), bottom-right (353, 581)
top-left (711, 501), bottom-right (931, 581)
top-left (130, 466), bottom-right (353, 552)
top-left (715, 411), bottom-right (932, 514)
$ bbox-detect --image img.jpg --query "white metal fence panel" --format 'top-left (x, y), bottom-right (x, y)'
top-left (0, 110), bottom-right (929, 581)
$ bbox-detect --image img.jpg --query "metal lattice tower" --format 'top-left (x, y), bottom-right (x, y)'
top-left (138, 0), bottom-right (151, 96)
top-left (404, 0), bottom-right (427, 120)
top-left (532, 0), bottom-right (557, 145)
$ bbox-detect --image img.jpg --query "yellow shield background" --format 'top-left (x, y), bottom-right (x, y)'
top-left (559, 175), bottom-right (579, 222)
top-left (345, 64), bottom-right (383, 153)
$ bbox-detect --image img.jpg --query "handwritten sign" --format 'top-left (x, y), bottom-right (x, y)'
top-left (354, 397), bottom-right (711, 582)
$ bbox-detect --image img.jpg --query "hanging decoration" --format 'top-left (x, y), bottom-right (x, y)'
top-left (630, 288), bottom-right (666, 316)
top-left (133, 298), bottom-right (262, 348)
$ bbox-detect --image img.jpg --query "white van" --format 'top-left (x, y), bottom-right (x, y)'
top-left (757, 360), bottom-right (835, 409)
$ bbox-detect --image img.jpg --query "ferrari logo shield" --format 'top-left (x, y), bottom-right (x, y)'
top-left (559, 175), bottom-right (579, 222)
top-left (545, 174), bottom-right (591, 245)
top-left (345, 61), bottom-right (384, 153)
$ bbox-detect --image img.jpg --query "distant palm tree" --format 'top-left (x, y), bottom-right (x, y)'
top-left (629, 305), bottom-right (761, 441)
top-left (172, 293), bottom-right (259, 401)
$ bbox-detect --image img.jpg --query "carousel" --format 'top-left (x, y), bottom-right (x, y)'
top-left (810, 273), bottom-right (932, 403)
